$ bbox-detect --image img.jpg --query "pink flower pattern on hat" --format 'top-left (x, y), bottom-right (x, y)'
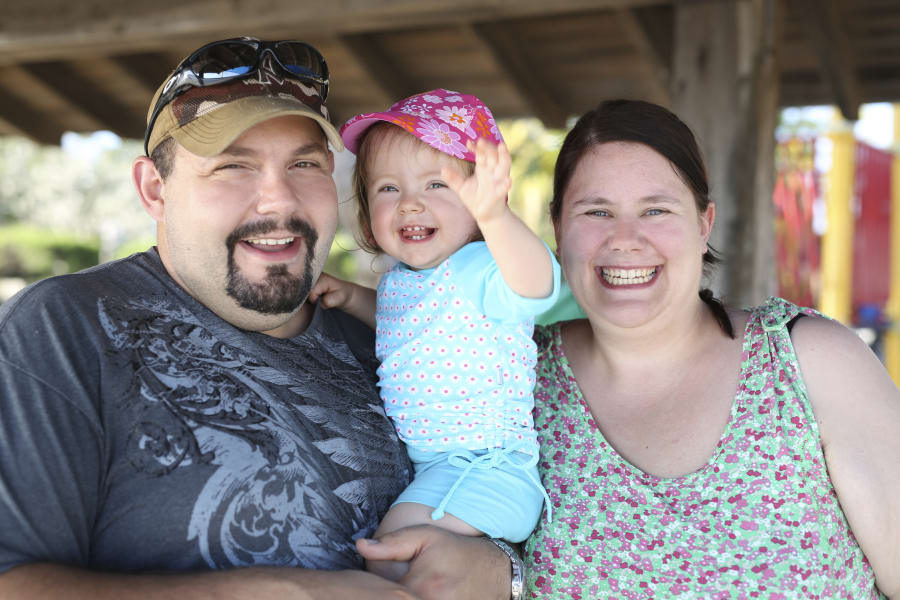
top-left (435, 105), bottom-right (474, 134)
top-left (416, 119), bottom-right (468, 158)
top-left (340, 88), bottom-right (503, 162)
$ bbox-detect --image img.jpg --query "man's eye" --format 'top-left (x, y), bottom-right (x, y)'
top-left (586, 209), bottom-right (609, 217)
top-left (295, 160), bottom-right (319, 168)
top-left (645, 208), bottom-right (667, 216)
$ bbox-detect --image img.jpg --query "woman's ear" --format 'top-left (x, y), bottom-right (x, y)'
top-left (700, 202), bottom-right (715, 246)
top-left (133, 156), bottom-right (166, 223)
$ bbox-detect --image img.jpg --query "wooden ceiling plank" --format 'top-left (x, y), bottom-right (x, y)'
top-left (1, 0), bottom-right (665, 63)
top-left (336, 33), bottom-right (419, 106)
top-left (468, 22), bottom-right (567, 129)
top-left (21, 61), bottom-right (141, 138)
top-left (108, 53), bottom-right (176, 102)
top-left (795, 0), bottom-right (861, 120)
top-left (0, 86), bottom-right (64, 144)
top-left (614, 7), bottom-right (671, 106)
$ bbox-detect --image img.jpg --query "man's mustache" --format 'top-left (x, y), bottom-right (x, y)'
top-left (225, 217), bottom-right (318, 253)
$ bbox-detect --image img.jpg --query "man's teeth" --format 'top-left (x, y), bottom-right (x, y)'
top-left (245, 237), bottom-right (294, 246)
top-left (602, 267), bottom-right (657, 285)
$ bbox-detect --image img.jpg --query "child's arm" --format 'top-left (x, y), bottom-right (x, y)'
top-left (308, 273), bottom-right (377, 329)
top-left (443, 138), bottom-right (554, 299)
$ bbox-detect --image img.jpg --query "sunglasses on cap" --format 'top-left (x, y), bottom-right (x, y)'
top-left (144, 37), bottom-right (330, 155)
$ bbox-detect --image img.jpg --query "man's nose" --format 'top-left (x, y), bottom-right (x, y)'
top-left (256, 170), bottom-right (299, 216)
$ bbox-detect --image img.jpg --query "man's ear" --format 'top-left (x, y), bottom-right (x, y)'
top-left (133, 156), bottom-right (166, 222)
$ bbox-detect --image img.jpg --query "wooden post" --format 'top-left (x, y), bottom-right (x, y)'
top-left (671, 0), bottom-right (781, 307)
top-left (817, 111), bottom-right (855, 325)
top-left (884, 104), bottom-right (900, 384)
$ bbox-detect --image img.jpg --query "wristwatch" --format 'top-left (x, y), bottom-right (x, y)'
top-left (487, 537), bottom-right (525, 600)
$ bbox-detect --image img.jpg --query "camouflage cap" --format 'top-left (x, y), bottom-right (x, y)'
top-left (146, 54), bottom-right (343, 157)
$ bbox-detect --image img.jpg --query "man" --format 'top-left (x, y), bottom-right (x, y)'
top-left (0, 38), bottom-right (514, 599)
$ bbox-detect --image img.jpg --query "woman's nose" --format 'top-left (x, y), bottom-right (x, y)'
top-left (608, 218), bottom-right (644, 252)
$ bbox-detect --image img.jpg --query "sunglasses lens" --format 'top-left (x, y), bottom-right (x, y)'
top-left (190, 42), bottom-right (259, 80)
top-left (274, 42), bottom-right (327, 80)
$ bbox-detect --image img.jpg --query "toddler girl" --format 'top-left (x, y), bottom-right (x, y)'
top-left (310, 89), bottom-right (559, 578)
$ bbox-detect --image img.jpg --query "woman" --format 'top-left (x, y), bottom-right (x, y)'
top-left (524, 100), bottom-right (899, 598)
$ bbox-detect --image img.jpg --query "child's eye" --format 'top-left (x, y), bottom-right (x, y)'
top-left (378, 184), bottom-right (399, 193)
top-left (428, 181), bottom-right (448, 190)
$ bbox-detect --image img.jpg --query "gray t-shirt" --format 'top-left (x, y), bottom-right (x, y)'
top-left (0, 250), bottom-right (410, 574)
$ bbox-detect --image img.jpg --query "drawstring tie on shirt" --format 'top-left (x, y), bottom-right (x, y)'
top-left (429, 443), bottom-right (553, 523)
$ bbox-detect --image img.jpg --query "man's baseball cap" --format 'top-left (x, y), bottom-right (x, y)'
top-left (145, 39), bottom-right (343, 157)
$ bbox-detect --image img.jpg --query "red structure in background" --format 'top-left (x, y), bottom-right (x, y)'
top-left (774, 138), bottom-right (820, 308)
top-left (852, 143), bottom-right (892, 323)
top-left (773, 138), bottom-right (892, 326)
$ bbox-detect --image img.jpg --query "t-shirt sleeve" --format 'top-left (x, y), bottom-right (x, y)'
top-left (454, 242), bottom-right (561, 321)
top-left (0, 285), bottom-right (102, 574)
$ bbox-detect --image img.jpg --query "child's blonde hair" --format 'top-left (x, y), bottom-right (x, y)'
top-left (352, 122), bottom-right (476, 254)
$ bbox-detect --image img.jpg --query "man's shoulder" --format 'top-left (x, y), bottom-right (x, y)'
top-left (0, 250), bottom-right (165, 347)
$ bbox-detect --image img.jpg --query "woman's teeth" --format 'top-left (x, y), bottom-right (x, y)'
top-left (601, 267), bottom-right (657, 285)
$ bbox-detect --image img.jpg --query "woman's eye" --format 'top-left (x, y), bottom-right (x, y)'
top-left (294, 160), bottom-right (319, 168)
top-left (645, 208), bottom-right (667, 216)
top-left (586, 209), bottom-right (610, 217)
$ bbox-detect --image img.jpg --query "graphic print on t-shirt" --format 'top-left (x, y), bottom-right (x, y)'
top-left (98, 296), bottom-right (408, 569)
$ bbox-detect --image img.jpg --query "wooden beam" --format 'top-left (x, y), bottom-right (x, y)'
top-left (614, 7), bottom-right (672, 106)
top-left (21, 61), bottom-right (143, 138)
top-left (0, 86), bottom-right (64, 144)
top-left (672, 0), bottom-right (781, 305)
top-left (0, 0), bottom-right (663, 64)
top-left (468, 22), bottom-right (567, 129)
top-left (795, 0), bottom-right (861, 121)
top-left (109, 52), bottom-right (176, 102)
top-left (336, 33), bottom-right (419, 106)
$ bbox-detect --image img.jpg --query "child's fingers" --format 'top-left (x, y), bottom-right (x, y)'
top-left (474, 139), bottom-right (499, 175)
top-left (496, 141), bottom-right (511, 172)
top-left (441, 164), bottom-right (465, 192)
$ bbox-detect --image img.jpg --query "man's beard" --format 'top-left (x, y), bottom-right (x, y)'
top-left (224, 217), bottom-right (319, 315)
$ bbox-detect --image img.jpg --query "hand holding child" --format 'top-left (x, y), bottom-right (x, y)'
top-left (442, 138), bottom-right (511, 225)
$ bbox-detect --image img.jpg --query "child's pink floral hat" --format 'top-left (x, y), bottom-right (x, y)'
top-left (340, 88), bottom-right (503, 162)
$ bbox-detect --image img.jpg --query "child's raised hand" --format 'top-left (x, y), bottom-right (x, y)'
top-left (308, 272), bottom-right (353, 309)
top-left (442, 137), bottom-right (512, 224)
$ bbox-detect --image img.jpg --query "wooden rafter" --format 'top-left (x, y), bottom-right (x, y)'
top-left (336, 33), bottom-right (419, 107)
top-left (467, 22), bottom-right (567, 129)
top-left (109, 52), bottom-right (176, 103)
top-left (0, 85), bottom-right (66, 144)
top-left (615, 7), bottom-right (671, 106)
top-left (795, 0), bottom-right (861, 120)
top-left (22, 61), bottom-right (142, 138)
top-left (1, 0), bottom-right (661, 64)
